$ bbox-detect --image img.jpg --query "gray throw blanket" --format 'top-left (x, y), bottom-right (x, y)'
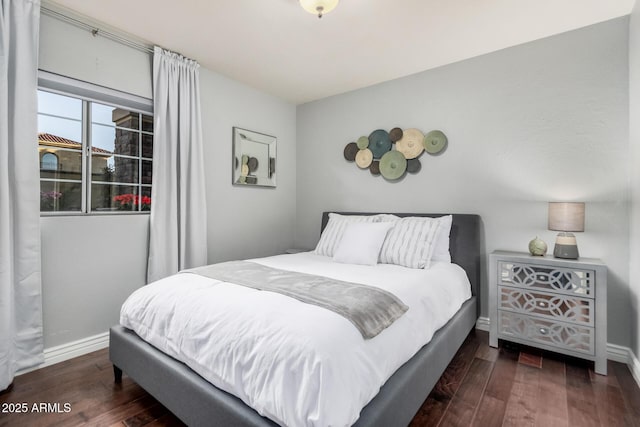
top-left (183, 261), bottom-right (408, 339)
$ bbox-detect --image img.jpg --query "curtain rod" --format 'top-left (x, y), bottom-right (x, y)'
top-left (41, 5), bottom-right (154, 55)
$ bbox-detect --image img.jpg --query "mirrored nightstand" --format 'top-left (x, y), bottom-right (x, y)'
top-left (489, 250), bottom-right (607, 375)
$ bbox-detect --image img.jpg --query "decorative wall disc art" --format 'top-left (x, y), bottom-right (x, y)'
top-left (343, 127), bottom-right (448, 180)
top-left (368, 129), bottom-right (392, 159)
top-left (389, 127), bottom-right (403, 142)
top-left (355, 148), bottom-right (373, 168)
top-left (406, 158), bottom-right (421, 174)
top-left (423, 130), bottom-right (448, 154)
top-left (396, 128), bottom-right (425, 159)
top-left (356, 136), bottom-right (370, 149)
top-left (370, 160), bottom-right (380, 175)
top-left (379, 151), bottom-right (407, 180)
top-left (343, 142), bottom-right (359, 161)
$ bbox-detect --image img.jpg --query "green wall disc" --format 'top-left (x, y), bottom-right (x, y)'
top-left (379, 150), bottom-right (407, 180)
top-left (423, 130), bottom-right (448, 154)
top-left (356, 136), bottom-right (370, 149)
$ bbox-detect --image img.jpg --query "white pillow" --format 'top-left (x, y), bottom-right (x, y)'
top-left (333, 222), bottom-right (395, 266)
top-left (431, 215), bottom-right (453, 263)
top-left (379, 217), bottom-right (440, 269)
top-left (314, 213), bottom-right (380, 257)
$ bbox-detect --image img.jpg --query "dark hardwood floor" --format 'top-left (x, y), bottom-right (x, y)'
top-left (1, 330), bottom-right (639, 426)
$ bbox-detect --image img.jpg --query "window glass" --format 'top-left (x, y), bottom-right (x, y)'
top-left (115, 130), bottom-right (140, 157)
top-left (38, 91), bottom-right (81, 120)
top-left (141, 160), bottom-right (152, 185)
top-left (141, 134), bottom-right (153, 158)
top-left (140, 186), bottom-right (151, 199)
top-left (91, 125), bottom-right (141, 156)
top-left (91, 184), bottom-right (150, 212)
top-left (39, 147), bottom-right (82, 181)
top-left (141, 114), bottom-right (153, 132)
top-left (92, 155), bottom-right (139, 184)
top-left (40, 180), bottom-right (82, 212)
top-left (90, 116), bottom-right (151, 211)
top-left (38, 115), bottom-right (82, 144)
top-left (91, 124), bottom-right (115, 153)
top-left (92, 103), bottom-right (140, 130)
top-left (37, 86), bottom-right (153, 214)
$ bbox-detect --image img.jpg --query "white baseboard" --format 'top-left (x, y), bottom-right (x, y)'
top-left (606, 343), bottom-right (631, 364)
top-left (475, 316), bottom-right (490, 331)
top-left (17, 331), bottom-right (109, 376)
top-left (475, 317), bottom-right (640, 387)
top-left (625, 346), bottom-right (640, 387)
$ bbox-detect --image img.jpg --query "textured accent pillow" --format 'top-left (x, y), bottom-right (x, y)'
top-left (431, 215), bottom-right (453, 263)
top-left (379, 217), bottom-right (440, 269)
top-left (314, 213), bottom-right (380, 257)
top-left (333, 222), bottom-right (395, 266)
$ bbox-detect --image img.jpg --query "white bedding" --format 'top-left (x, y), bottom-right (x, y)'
top-left (120, 252), bottom-right (472, 427)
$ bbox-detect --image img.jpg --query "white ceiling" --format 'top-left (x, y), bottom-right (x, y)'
top-left (48, 0), bottom-right (634, 104)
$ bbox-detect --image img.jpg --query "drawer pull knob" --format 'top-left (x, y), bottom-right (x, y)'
top-left (538, 301), bottom-right (547, 308)
top-left (539, 327), bottom-right (549, 335)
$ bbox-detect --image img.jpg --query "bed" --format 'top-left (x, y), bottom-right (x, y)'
top-left (109, 212), bottom-right (481, 427)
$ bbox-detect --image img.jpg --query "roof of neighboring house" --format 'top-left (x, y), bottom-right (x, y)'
top-left (38, 133), bottom-right (112, 155)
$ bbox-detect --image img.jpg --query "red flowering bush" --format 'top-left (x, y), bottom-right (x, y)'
top-left (113, 194), bottom-right (151, 211)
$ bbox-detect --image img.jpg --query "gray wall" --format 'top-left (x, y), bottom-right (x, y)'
top-left (295, 18), bottom-right (631, 347)
top-left (629, 1), bottom-right (640, 359)
top-left (39, 14), bottom-right (153, 348)
top-left (39, 14), bottom-right (153, 99)
top-left (38, 14), bottom-right (296, 347)
top-left (199, 70), bottom-right (297, 263)
top-left (38, 11), bottom-right (634, 352)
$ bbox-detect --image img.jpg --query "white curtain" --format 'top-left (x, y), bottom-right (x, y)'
top-left (147, 47), bottom-right (208, 283)
top-left (0, 0), bottom-right (43, 391)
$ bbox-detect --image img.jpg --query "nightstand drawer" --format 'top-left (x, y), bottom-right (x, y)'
top-left (498, 286), bottom-right (593, 326)
top-left (498, 311), bottom-right (594, 355)
top-left (498, 261), bottom-right (594, 298)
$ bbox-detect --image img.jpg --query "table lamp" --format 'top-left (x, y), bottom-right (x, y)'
top-left (548, 202), bottom-right (585, 259)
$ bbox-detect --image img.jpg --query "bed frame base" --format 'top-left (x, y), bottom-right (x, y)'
top-left (110, 296), bottom-right (476, 427)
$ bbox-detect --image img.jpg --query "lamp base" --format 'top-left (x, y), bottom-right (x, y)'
top-left (553, 232), bottom-right (579, 259)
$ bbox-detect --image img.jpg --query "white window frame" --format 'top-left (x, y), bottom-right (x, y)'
top-left (38, 70), bottom-right (153, 216)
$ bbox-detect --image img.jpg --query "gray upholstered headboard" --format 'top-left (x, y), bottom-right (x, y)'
top-left (321, 212), bottom-right (481, 302)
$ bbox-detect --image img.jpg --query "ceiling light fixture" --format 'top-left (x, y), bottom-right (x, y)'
top-left (299, 0), bottom-right (339, 18)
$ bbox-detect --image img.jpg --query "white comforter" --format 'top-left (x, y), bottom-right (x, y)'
top-left (120, 253), bottom-right (471, 427)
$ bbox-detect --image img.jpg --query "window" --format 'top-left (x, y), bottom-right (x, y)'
top-left (41, 153), bottom-right (58, 171)
top-left (37, 73), bottom-right (153, 214)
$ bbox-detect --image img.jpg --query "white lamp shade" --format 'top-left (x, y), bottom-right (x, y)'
top-left (548, 202), bottom-right (585, 232)
top-left (300, 0), bottom-right (339, 17)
